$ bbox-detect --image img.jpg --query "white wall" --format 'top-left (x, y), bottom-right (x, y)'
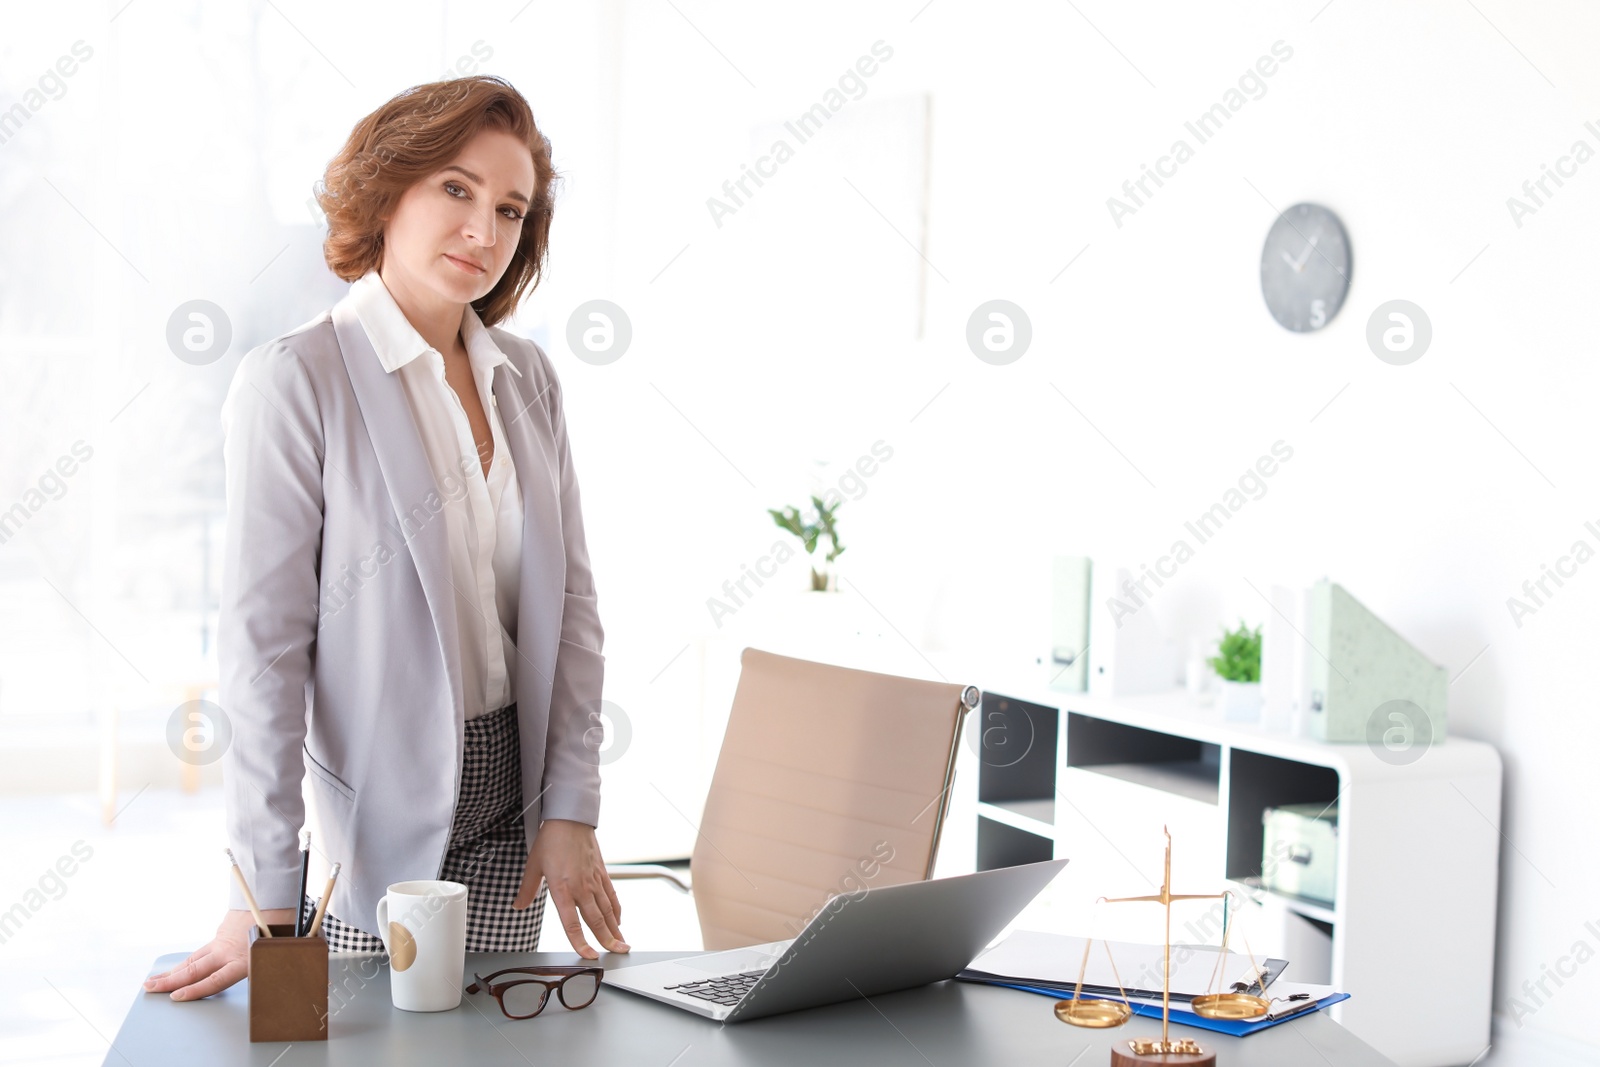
top-left (557, 0), bottom-right (1600, 1057)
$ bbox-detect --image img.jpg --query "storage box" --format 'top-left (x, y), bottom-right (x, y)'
top-left (1307, 579), bottom-right (1447, 745)
top-left (1261, 803), bottom-right (1337, 905)
top-left (248, 923), bottom-right (329, 1042)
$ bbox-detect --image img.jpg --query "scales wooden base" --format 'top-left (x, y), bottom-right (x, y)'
top-left (1111, 1040), bottom-right (1216, 1066)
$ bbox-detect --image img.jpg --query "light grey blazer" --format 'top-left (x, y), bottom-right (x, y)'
top-left (218, 289), bottom-right (604, 934)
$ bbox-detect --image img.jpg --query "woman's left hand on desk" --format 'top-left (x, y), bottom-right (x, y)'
top-left (513, 818), bottom-right (629, 959)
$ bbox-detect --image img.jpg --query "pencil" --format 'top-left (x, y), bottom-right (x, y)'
top-left (306, 863), bottom-right (341, 939)
top-left (225, 848), bottom-right (272, 938)
top-left (294, 832), bottom-right (312, 937)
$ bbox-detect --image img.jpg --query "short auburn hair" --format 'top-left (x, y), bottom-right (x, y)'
top-left (316, 75), bottom-right (557, 328)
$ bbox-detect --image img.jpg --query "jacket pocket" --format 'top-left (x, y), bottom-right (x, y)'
top-left (303, 744), bottom-right (356, 802)
top-left (560, 590), bottom-right (604, 653)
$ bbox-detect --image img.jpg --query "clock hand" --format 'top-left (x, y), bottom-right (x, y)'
top-left (1291, 233), bottom-right (1321, 272)
top-left (1281, 250), bottom-right (1300, 270)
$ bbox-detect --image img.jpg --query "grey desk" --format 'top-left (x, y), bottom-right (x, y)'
top-left (111, 950), bottom-right (1398, 1066)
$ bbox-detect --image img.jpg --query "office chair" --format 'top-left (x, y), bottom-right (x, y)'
top-left (607, 646), bottom-right (979, 950)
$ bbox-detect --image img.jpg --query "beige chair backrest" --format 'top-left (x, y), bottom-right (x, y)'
top-left (691, 647), bottom-right (977, 950)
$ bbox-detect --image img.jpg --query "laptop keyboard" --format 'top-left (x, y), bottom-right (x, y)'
top-left (662, 969), bottom-right (768, 1006)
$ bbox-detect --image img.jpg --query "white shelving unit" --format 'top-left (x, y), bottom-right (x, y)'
top-left (969, 675), bottom-right (1502, 1067)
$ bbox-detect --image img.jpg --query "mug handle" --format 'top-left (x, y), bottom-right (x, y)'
top-left (375, 896), bottom-right (389, 955)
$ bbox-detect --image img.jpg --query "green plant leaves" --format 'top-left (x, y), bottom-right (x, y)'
top-left (1206, 620), bottom-right (1262, 682)
top-left (769, 497), bottom-right (845, 562)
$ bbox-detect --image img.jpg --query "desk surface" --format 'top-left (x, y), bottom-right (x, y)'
top-left (112, 950), bottom-right (1398, 1066)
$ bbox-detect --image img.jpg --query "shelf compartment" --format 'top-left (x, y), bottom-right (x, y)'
top-left (975, 692), bottom-right (1059, 810)
top-left (1065, 712), bottom-right (1221, 805)
top-left (977, 814), bottom-right (1055, 871)
top-left (1224, 748), bottom-right (1340, 888)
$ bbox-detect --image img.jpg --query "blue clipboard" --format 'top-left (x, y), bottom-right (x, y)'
top-left (957, 978), bottom-right (1350, 1037)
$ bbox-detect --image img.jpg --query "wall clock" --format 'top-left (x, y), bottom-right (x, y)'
top-left (1260, 203), bottom-right (1351, 332)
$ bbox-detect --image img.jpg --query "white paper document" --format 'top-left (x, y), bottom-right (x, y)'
top-left (965, 930), bottom-right (1279, 999)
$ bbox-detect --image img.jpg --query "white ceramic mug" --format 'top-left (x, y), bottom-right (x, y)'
top-left (375, 880), bottom-right (468, 1012)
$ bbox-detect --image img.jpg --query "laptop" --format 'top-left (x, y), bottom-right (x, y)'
top-left (605, 858), bottom-right (1068, 1022)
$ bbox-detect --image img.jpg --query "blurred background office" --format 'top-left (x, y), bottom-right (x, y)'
top-left (2, 2), bottom-right (1599, 1064)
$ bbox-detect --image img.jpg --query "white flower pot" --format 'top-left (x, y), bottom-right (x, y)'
top-left (1217, 680), bottom-right (1263, 722)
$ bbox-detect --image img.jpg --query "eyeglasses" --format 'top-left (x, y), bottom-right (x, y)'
top-left (466, 965), bottom-right (604, 1019)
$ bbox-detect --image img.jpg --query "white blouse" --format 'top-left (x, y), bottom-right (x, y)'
top-left (348, 269), bottom-right (523, 720)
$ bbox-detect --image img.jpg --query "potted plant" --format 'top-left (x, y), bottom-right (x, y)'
top-left (1208, 620), bottom-right (1263, 721)
top-left (768, 495), bottom-right (845, 591)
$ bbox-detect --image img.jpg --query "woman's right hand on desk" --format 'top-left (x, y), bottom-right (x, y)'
top-left (143, 907), bottom-right (297, 1001)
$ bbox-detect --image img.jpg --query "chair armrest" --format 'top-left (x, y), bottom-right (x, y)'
top-left (606, 863), bottom-right (692, 894)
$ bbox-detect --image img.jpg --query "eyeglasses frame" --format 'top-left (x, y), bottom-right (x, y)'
top-left (465, 964), bottom-right (605, 1019)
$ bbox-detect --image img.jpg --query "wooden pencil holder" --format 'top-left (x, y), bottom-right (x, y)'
top-left (248, 924), bottom-right (329, 1042)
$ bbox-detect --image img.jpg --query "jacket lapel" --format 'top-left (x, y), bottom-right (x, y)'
top-left (493, 357), bottom-right (563, 708)
top-left (331, 294), bottom-right (464, 719)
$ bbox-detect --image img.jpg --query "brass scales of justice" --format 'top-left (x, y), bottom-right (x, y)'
top-left (1053, 826), bottom-right (1271, 1066)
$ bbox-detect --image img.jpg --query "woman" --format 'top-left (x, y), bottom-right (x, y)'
top-left (145, 75), bottom-right (628, 1001)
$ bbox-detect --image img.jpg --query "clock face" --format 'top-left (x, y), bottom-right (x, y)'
top-left (1259, 203), bottom-right (1352, 333)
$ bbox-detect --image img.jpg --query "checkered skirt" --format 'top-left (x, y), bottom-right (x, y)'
top-left (301, 702), bottom-right (548, 953)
